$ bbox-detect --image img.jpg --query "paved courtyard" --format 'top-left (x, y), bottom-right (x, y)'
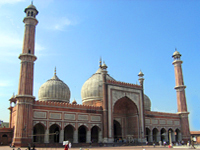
top-left (0, 145), bottom-right (199, 150)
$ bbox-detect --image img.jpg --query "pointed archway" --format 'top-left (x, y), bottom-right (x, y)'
top-left (2, 134), bottom-right (8, 145)
top-left (146, 128), bottom-right (151, 142)
top-left (78, 125), bottom-right (87, 143)
top-left (113, 96), bottom-right (138, 140)
top-left (33, 123), bottom-right (45, 143)
top-left (161, 128), bottom-right (166, 142)
top-left (114, 120), bottom-right (122, 140)
top-left (64, 125), bottom-right (74, 142)
top-left (49, 124), bottom-right (60, 143)
top-left (91, 126), bottom-right (100, 143)
top-left (153, 128), bottom-right (159, 142)
top-left (175, 128), bottom-right (181, 142)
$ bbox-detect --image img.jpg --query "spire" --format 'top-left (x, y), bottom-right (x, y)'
top-left (99, 57), bottom-right (102, 68)
top-left (31, 0), bottom-right (33, 5)
top-left (51, 67), bottom-right (60, 80)
top-left (54, 67), bottom-right (56, 75)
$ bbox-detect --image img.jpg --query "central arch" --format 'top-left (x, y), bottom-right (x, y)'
top-left (113, 96), bottom-right (139, 140)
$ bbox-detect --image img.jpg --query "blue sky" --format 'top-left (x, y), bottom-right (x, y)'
top-left (0, 0), bottom-right (199, 131)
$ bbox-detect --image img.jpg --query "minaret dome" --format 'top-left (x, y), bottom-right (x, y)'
top-left (24, 3), bottom-right (38, 18)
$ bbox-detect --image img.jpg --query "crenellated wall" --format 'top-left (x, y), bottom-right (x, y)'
top-left (34, 100), bottom-right (102, 111)
top-left (107, 80), bottom-right (142, 89)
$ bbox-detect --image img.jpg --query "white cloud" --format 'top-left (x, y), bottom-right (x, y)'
top-left (0, 80), bottom-right (12, 87)
top-left (35, 43), bottom-right (45, 52)
top-left (0, 34), bottom-right (22, 49)
top-left (0, 0), bottom-right (25, 5)
top-left (47, 17), bottom-right (78, 31)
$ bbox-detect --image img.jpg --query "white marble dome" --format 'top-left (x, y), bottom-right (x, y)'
top-left (144, 94), bottom-right (151, 111)
top-left (38, 72), bottom-right (70, 102)
top-left (81, 67), bottom-right (115, 104)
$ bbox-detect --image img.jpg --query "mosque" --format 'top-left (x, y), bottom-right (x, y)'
top-left (0, 3), bottom-right (190, 147)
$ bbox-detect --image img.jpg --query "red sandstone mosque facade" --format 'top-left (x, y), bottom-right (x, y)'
top-left (1, 3), bottom-right (190, 147)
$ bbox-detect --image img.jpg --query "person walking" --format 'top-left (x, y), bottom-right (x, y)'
top-left (191, 140), bottom-right (196, 149)
top-left (64, 141), bottom-right (69, 150)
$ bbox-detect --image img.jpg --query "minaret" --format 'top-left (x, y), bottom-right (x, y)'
top-left (172, 49), bottom-right (190, 142)
top-left (138, 70), bottom-right (145, 140)
top-left (101, 62), bottom-right (108, 143)
top-left (13, 3), bottom-right (38, 147)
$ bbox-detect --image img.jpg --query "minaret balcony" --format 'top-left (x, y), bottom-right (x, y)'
top-left (174, 85), bottom-right (186, 90)
top-left (23, 17), bottom-right (38, 26)
top-left (19, 53), bottom-right (37, 62)
top-left (172, 59), bottom-right (183, 65)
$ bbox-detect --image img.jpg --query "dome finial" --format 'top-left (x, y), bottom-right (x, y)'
top-left (31, 0), bottom-right (33, 5)
top-left (54, 67), bottom-right (56, 75)
top-left (99, 57), bottom-right (102, 68)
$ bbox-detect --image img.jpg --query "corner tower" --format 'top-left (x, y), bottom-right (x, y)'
top-left (13, 3), bottom-right (38, 146)
top-left (172, 49), bottom-right (190, 142)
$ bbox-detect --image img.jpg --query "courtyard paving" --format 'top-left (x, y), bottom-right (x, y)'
top-left (0, 145), bottom-right (200, 150)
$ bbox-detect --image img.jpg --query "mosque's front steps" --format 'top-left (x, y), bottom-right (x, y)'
top-left (31, 142), bottom-right (145, 148)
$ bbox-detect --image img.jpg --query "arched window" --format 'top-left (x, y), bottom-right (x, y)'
top-left (28, 49), bottom-right (31, 54)
top-left (31, 11), bottom-right (33, 16)
top-left (28, 11), bottom-right (30, 16)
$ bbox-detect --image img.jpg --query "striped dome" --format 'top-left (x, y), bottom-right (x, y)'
top-left (38, 73), bottom-right (70, 102)
top-left (81, 67), bottom-right (115, 104)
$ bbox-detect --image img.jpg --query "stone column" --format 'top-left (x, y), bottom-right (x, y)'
top-left (86, 130), bottom-right (91, 143)
top-left (98, 130), bottom-right (102, 143)
top-left (179, 133), bottom-right (182, 142)
top-left (157, 131), bottom-right (161, 142)
top-left (73, 130), bottom-right (78, 143)
top-left (172, 132), bottom-right (175, 142)
top-left (149, 131), bottom-right (153, 143)
top-left (165, 132), bottom-right (169, 142)
top-left (59, 129), bottom-right (64, 143)
top-left (169, 130), bottom-right (172, 146)
top-left (44, 129), bottom-right (49, 143)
